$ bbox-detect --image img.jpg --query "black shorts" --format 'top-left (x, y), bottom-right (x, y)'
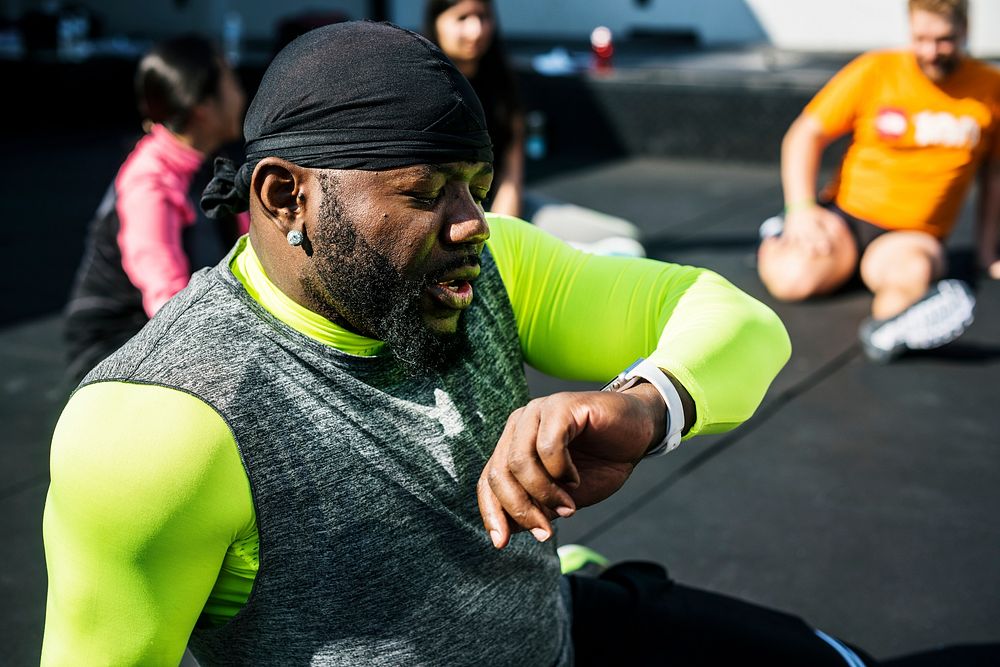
top-left (824, 203), bottom-right (889, 257)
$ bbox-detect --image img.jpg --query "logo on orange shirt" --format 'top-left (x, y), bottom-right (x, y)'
top-left (914, 111), bottom-right (981, 148)
top-left (875, 107), bottom-right (908, 139)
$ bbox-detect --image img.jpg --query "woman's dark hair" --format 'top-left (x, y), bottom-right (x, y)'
top-left (424, 0), bottom-right (522, 202)
top-left (135, 35), bottom-right (223, 133)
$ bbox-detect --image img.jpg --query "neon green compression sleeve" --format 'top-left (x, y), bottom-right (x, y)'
top-left (486, 214), bottom-right (790, 435)
top-left (41, 382), bottom-right (255, 666)
top-left (42, 214), bottom-right (790, 662)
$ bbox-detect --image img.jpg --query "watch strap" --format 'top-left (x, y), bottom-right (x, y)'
top-left (602, 357), bottom-right (684, 457)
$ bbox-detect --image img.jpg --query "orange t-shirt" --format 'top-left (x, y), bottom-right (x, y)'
top-left (806, 50), bottom-right (1000, 239)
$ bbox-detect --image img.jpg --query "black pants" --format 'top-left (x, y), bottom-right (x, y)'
top-left (569, 562), bottom-right (875, 666)
top-left (824, 202), bottom-right (889, 257)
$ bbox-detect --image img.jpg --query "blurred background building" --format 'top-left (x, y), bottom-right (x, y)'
top-left (1, 0), bottom-right (998, 317)
top-left (1, 0), bottom-right (999, 60)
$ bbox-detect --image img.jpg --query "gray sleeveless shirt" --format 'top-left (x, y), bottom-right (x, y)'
top-left (83, 241), bottom-right (572, 666)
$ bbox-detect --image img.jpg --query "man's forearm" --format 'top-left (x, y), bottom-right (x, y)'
top-left (781, 114), bottom-right (828, 209)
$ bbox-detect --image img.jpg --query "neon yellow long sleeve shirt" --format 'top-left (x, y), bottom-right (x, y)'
top-left (42, 214), bottom-right (790, 665)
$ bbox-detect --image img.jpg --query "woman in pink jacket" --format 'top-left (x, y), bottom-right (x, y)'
top-left (65, 36), bottom-right (246, 382)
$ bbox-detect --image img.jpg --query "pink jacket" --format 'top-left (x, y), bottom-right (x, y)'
top-left (115, 124), bottom-right (249, 316)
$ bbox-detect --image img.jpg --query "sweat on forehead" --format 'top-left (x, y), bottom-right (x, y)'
top-left (242, 21), bottom-right (493, 171)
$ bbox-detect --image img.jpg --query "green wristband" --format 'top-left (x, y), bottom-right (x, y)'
top-left (783, 199), bottom-right (817, 214)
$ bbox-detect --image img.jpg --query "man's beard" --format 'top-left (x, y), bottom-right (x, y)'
top-left (919, 53), bottom-right (960, 82)
top-left (302, 176), bottom-right (471, 375)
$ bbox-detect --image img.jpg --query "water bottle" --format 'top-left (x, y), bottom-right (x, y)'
top-left (525, 111), bottom-right (547, 160)
top-left (590, 25), bottom-right (613, 72)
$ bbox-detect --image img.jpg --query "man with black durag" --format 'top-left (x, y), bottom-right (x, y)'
top-left (42, 20), bottom-right (877, 667)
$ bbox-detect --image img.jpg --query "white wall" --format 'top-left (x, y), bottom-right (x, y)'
top-left (746, 0), bottom-right (1000, 56)
top-left (746, 0), bottom-right (908, 51)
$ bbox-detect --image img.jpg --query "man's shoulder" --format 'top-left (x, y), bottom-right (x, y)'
top-left (60, 381), bottom-right (233, 453)
top-left (963, 57), bottom-right (1000, 89)
top-left (483, 212), bottom-right (533, 261)
top-left (49, 380), bottom-right (251, 557)
top-left (851, 49), bottom-right (908, 71)
top-left (965, 57), bottom-right (1000, 74)
top-left (818, 50), bottom-right (900, 93)
top-left (52, 381), bottom-right (240, 512)
top-left (484, 211), bottom-right (530, 235)
top-left (85, 265), bottom-right (256, 384)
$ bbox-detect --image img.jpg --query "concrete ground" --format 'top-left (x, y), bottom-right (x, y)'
top-left (527, 158), bottom-right (1000, 662)
top-left (2, 151), bottom-right (999, 663)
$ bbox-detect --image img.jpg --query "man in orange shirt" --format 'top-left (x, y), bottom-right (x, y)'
top-left (757, 0), bottom-right (1000, 362)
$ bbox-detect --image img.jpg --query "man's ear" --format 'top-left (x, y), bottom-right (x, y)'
top-left (251, 157), bottom-right (310, 233)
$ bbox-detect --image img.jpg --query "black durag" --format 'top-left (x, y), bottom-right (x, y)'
top-left (202, 21), bottom-right (493, 218)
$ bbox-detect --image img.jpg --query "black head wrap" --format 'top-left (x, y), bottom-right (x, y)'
top-left (202, 21), bottom-right (493, 219)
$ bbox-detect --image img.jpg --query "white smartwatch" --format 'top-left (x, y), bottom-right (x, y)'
top-left (602, 357), bottom-right (685, 457)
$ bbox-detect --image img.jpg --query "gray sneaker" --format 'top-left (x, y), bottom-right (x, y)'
top-left (859, 279), bottom-right (976, 363)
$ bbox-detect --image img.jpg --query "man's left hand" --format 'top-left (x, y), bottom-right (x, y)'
top-left (477, 384), bottom-right (666, 549)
